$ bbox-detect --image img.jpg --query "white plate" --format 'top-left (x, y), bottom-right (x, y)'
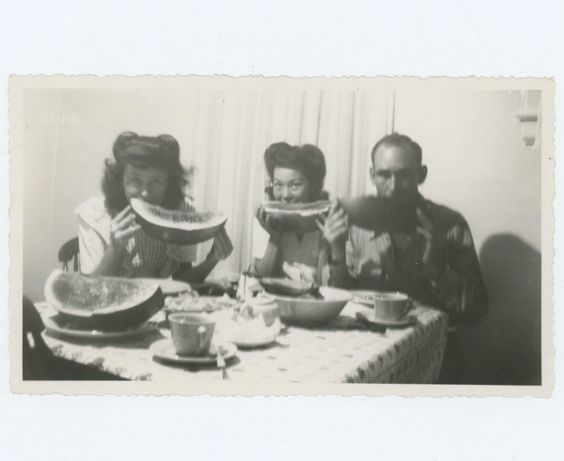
top-left (150, 339), bottom-right (237, 365)
top-left (222, 317), bottom-right (281, 349)
top-left (43, 313), bottom-right (157, 340)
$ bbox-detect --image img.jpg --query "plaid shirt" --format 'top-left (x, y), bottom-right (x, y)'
top-left (75, 196), bottom-right (197, 278)
top-left (332, 196), bottom-right (488, 326)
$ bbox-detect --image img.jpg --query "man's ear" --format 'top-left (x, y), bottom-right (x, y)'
top-left (417, 165), bottom-right (428, 185)
top-left (369, 166), bottom-right (377, 186)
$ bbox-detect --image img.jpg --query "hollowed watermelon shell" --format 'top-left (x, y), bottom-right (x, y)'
top-left (263, 200), bottom-right (332, 232)
top-left (131, 198), bottom-right (227, 244)
top-left (44, 269), bottom-right (164, 331)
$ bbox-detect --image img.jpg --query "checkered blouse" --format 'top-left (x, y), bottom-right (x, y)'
top-left (75, 196), bottom-right (197, 278)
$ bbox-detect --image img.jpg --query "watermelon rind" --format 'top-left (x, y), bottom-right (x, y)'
top-left (338, 195), bottom-right (419, 233)
top-left (44, 269), bottom-right (164, 331)
top-left (263, 200), bottom-right (332, 232)
top-left (131, 198), bottom-right (227, 244)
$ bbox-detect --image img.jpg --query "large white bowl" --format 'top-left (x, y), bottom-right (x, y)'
top-left (269, 287), bottom-right (352, 326)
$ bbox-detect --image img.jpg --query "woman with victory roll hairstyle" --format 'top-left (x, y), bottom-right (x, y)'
top-left (75, 132), bottom-right (233, 282)
top-left (252, 142), bottom-right (331, 284)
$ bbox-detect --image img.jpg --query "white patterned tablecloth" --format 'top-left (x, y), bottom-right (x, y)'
top-left (37, 301), bottom-right (448, 384)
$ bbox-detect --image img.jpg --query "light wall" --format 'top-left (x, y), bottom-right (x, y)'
top-left (395, 89), bottom-right (541, 253)
top-left (394, 88), bottom-right (542, 384)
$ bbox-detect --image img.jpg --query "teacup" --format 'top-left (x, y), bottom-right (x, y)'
top-left (169, 313), bottom-right (215, 356)
top-left (373, 292), bottom-right (413, 322)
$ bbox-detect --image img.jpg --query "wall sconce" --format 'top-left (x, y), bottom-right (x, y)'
top-left (516, 113), bottom-right (539, 146)
top-left (516, 90), bottom-right (541, 148)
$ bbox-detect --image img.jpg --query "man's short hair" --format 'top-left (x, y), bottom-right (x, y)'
top-left (370, 133), bottom-right (423, 166)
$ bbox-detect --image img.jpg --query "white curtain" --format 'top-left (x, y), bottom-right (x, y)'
top-left (182, 87), bottom-right (391, 280)
top-left (22, 83), bottom-right (391, 299)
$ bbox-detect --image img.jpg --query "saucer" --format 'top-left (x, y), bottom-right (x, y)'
top-left (43, 313), bottom-right (157, 340)
top-left (229, 333), bottom-right (278, 349)
top-left (356, 311), bottom-right (417, 329)
top-left (150, 339), bottom-right (237, 365)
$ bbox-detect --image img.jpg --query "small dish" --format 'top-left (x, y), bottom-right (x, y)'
top-left (216, 312), bottom-right (281, 349)
top-left (227, 324), bottom-right (280, 348)
top-left (150, 339), bottom-right (237, 365)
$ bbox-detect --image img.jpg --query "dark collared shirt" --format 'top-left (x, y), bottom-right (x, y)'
top-left (331, 196), bottom-right (488, 326)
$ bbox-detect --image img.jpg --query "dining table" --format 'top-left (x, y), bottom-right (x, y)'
top-left (35, 295), bottom-right (448, 385)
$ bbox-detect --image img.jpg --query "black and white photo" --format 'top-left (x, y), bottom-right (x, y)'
top-left (10, 75), bottom-right (553, 395)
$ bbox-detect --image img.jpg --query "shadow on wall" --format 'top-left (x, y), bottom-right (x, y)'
top-left (459, 233), bottom-right (541, 385)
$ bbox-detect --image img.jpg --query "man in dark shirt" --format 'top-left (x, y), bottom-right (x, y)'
top-left (321, 133), bottom-right (489, 382)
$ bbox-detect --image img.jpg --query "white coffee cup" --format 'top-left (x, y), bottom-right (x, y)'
top-left (373, 292), bottom-right (413, 322)
top-left (169, 313), bottom-right (215, 356)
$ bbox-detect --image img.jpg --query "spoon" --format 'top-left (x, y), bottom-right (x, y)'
top-left (215, 345), bottom-right (229, 380)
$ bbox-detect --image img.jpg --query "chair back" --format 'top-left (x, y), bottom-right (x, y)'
top-left (58, 237), bottom-right (80, 271)
top-left (22, 296), bottom-right (55, 379)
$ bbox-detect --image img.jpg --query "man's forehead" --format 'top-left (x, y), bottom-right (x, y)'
top-left (372, 143), bottom-right (419, 168)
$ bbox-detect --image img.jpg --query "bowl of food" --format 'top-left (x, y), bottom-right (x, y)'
top-left (163, 292), bottom-right (238, 323)
top-left (259, 277), bottom-right (317, 298)
top-left (268, 287), bottom-right (352, 326)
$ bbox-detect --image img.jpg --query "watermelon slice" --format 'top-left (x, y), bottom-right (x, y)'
top-left (263, 200), bottom-right (332, 232)
top-left (44, 269), bottom-right (164, 331)
top-left (338, 195), bottom-right (419, 233)
top-left (131, 198), bottom-right (227, 244)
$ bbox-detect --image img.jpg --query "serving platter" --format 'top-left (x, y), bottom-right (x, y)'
top-left (43, 312), bottom-right (157, 340)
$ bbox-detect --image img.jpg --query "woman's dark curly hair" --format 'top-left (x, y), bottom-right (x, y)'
top-left (264, 142), bottom-right (328, 201)
top-left (101, 132), bottom-right (190, 216)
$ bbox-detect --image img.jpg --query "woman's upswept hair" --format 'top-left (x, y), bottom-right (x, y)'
top-left (102, 132), bottom-right (190, 215)
top-left (264, 142), bottom-right (328, 201)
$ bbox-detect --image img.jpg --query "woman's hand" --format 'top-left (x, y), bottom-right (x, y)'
top-left (109, 205), bottom-right (141, 253)
top-left (205, 228), bottom-right (234, 263)
top-left (90, 205), bottom-right (140, 276)
top-left (317, 202), bottom-right (348, 262)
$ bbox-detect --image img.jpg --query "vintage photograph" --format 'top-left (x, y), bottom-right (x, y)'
top-left (10, 76), bottom-right (553, 395)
